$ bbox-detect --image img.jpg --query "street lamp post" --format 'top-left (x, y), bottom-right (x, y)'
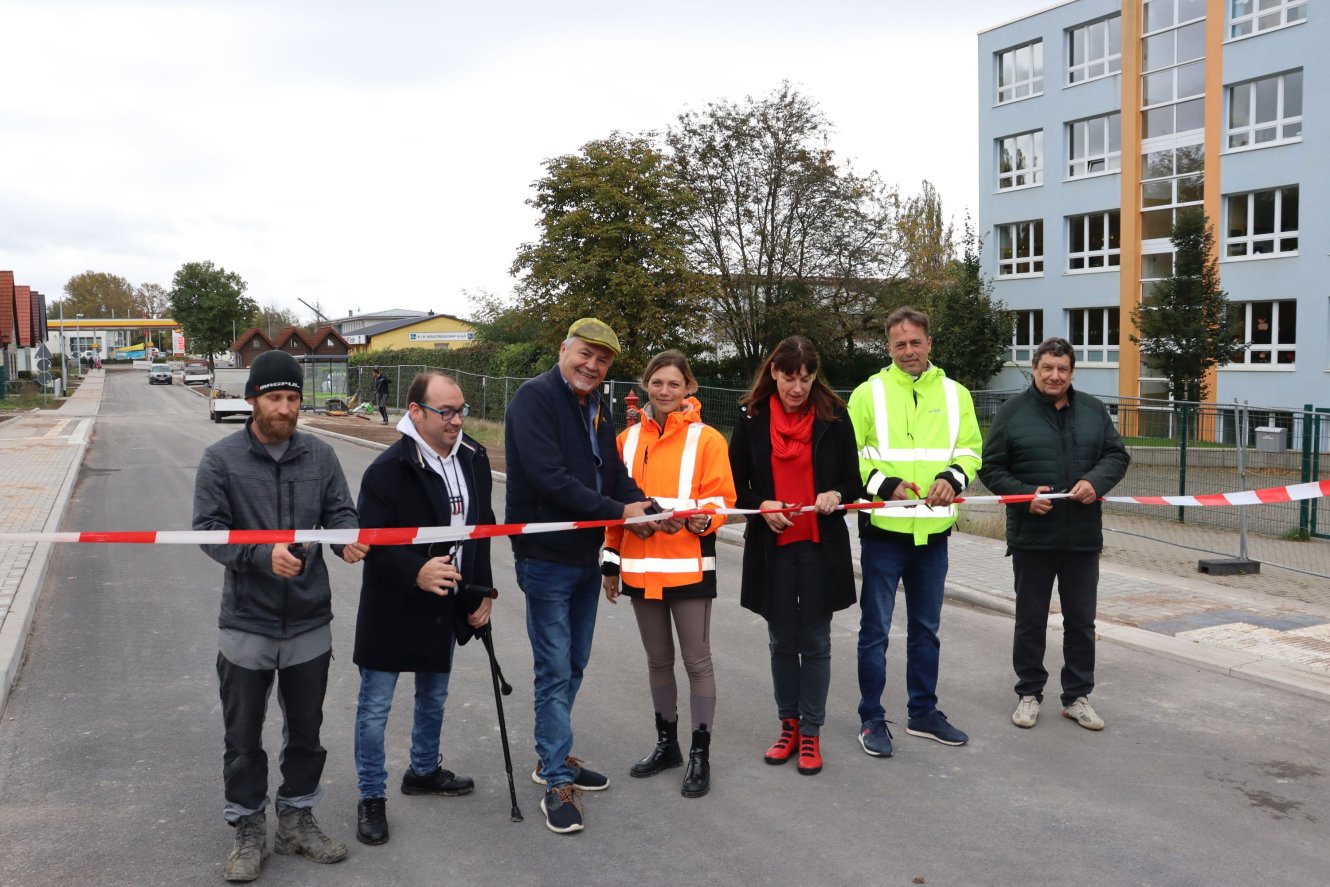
top-left (74, 314), bottom-right (84, 377)
top-left (59, 303), bottom-right (68, 393)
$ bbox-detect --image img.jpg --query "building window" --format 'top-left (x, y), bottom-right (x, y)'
top-left (1010, 310), bottom-right (1044, 363)
top-left (1067, 211), bottom-right (1121, 271)
top-left (1141, 5), bottom-right (1206, 140)
top-left (997, 221), bottom-right (1044, 276)
top-left (1141, 142), bottom-right (1205, 241)
top-left (1227, 70), bottom-right (1302, 149)
top-left (1068, 16), bottom-right (1122, 84)
top-left (1069, 307), bottom-right (1120, 363)
top-left (1231, 0), bottom-right (1307, 38)
top-left (1225, 186), bottom-right (1298, 257)
top-left (997, 41), bottom-right (1043, 104)
top-left (1230, 300), bottom-right (1296, 365)
top-left (1068, 113), bottom-right (1121, 177)
top-left (1145, 0), bottom-right (1207, 36)
top-left (998, 130), bottom-right (1043, 189)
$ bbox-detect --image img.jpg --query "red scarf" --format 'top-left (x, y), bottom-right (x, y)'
top-left (768, 395), bottom-right (819, 545)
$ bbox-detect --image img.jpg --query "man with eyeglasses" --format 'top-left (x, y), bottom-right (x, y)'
top-left (505, 317), bottom-right (658, 834)
top-left (350, 372), bottom-right (495, 846)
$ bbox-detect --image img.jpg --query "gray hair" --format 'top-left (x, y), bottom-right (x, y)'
top-left (1032, 337), bottom-right (1076, 371)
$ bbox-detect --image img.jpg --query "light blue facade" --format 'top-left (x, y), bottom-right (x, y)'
top-left (977, 0), bottom-right (1327, 410)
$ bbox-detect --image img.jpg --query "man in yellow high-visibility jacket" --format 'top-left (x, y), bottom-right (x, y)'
top-left (847, 307), bottom-right (982, 757)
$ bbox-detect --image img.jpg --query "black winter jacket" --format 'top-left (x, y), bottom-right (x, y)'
top-left (194, 423), bottom-right (359, 639)
top-left (978, 385), bottom-right (1130, 552)
top-left (353, 433), bottom-right (494, 673)
top-left (504, 367), bottom-right (645, 565)
top-left (729, 403), bottom-right (863, 617)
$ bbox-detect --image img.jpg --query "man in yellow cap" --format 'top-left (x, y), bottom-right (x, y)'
top-left (505, 318), bottom-right (658, 834)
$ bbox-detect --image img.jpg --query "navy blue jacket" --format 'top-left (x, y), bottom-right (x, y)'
top-left (505, 367), bottom-right (645, 565)
top-left (353, 432), bottom-right (494, 673)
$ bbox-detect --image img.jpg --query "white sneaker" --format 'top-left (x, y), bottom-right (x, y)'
top-left (1011, 695), bottom-right (1040, 728)
top-left (1062, 696), bottom-right (1105, 731)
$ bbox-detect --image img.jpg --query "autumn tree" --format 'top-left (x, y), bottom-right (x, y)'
top-left (58, 271), bottom-right (137, 317)
top-left (510, 133), bottom-right (708, 376)
top-left (250, 303), bottom-right (303, 339)
top-left (1130, 209), bottom-right (1242, 402)
top-left (168, 261), bottom-right (257, 364)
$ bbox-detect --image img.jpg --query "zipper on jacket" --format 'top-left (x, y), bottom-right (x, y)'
top-left (277, 461), bottom-right (289, 635)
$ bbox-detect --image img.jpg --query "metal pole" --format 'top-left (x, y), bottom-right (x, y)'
top-left (1236, 399), bottom-right (1249, 562)
top-left (1177, 403), bottom-right (1189, 524)
top-left (59, 303), bottom-right (68, 393)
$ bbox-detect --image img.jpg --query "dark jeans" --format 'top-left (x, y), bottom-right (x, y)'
top-left (767, 541), bottom-right (832, 735)
top-left (217, 650), bottom-right (330, 822)
top-left (1012, 549), bottom-right (1098, 706)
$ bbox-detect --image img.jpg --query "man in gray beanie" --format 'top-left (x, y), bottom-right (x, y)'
top-left (193, 349), bottom-right (371, 882)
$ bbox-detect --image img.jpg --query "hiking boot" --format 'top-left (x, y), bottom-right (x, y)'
top-left (356, 797), bottom-right (388, 846)
top-left (401, 757), bottom-right (475, 796)
top-left (796, 734), bottom-right (822, 775)
top-left (858, 720), bottom-right (893, 757)
top-left (222, 810), bottom-right (268, 882)
top-left (763, 717), bottom-right (800, 765)
top-left (906, 710), bottom-right (969, 746)
top-left (1012, 695), bottom-right (1040, 729)
top-left (681, 726), bottom-right (711, 798)
top-left (540, 785), bottom-right (585, 834)
top-left (273, 807), bottom-right (348, 864)
top-left (531, 755), bottom-right (609, 792)
top-left (1062, 696), bottom-right (1105, 731)
top-left (631, 712), bottom-right (684, 778)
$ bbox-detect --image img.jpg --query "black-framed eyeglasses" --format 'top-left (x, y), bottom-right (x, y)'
top-left (416, 402), bottom-right (470, 422)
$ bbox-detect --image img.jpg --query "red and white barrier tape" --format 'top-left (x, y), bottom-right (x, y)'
top-left (1, 481), bottom-right (1326, 547)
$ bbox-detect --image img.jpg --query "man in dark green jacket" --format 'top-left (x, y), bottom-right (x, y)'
top-left (978, 337), bottom-right (1129, 732)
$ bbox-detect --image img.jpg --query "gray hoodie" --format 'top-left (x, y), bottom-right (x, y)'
top-left (193, 421), bottom-right (359, 638)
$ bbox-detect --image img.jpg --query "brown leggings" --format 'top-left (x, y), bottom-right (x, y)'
top-left (630, 596), bottom-right (717, 731)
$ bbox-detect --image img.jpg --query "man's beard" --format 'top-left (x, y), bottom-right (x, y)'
top-left (255, 412), bottom-right (297, 442)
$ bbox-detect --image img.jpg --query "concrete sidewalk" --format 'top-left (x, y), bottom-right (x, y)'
top-left (2, 378), bottom-right (1327, 718)
top-left (0, 370), bottom-right (104, 713)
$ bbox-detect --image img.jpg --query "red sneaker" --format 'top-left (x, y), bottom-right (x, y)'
top-left (797, 734), bottom-right (822, 775)
top-left (763, 718), bottom-right (800, 765)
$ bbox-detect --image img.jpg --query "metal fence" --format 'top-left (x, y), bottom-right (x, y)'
top-left (351, 364), bottom-right (1329, 549)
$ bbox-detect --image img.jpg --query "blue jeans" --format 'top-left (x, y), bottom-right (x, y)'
top-left (515, 556), bottom-right (600, 789)
top-left (354, 665), bottom-right (452, 800)
top-left (857, 534), bottom-right (949, 721)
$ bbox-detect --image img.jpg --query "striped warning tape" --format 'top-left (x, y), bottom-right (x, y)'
top-left (0, 480), bottom-right (1325, 547)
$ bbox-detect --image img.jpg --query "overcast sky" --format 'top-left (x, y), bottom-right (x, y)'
top-left (3, 0), bottom-right (1044, 323)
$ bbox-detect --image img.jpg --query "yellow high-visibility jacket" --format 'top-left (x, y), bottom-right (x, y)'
top-left (847, 363), bottom-right (982, 545)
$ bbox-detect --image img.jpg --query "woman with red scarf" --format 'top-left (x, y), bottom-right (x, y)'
top-left (729, 336), bottom-right (861, 775)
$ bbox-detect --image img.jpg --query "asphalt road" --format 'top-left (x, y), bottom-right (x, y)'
top-left (0, 371), bottom-right (1326, 886)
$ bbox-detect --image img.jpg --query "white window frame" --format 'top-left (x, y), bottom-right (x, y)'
top-left (1140, 137), bottom-right (1205, 246)
top-left (1067, 113), bottom-right (1121, 178)
top-left (1227, 299), bottom-right (1296, 367)
top-left (997, 221), bottom-right (1044, 277)
top-left (1230, 0), bottom-right (1307, 39)
top-left (1067, 16), bottom-right (1122, 85)
top-left (998, 130), bottom-right (1044, 190)
top-left (997, 41), bottom-right (1044, 104)
top-left (1009, 310), bottom-right (1044, 364)
top-left (1068, 307), bottom-right (1120, 364)
top-left (1067, 211), bottom-right (1121, 272)
top-left (1224, 186), bottom-right (1299, 259)
top-left (1226, 70), bottom-right (1302, 150)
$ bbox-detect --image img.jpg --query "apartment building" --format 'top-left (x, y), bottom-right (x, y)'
top-left (978, 0), bottom-right (1324, 411)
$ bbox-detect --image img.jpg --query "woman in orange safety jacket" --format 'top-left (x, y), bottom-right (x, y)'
top-left (601, 350), bottom-right (736, 799)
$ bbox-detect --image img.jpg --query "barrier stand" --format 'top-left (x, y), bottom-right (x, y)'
top-left (1199, 400), bottom-right (1262, 576)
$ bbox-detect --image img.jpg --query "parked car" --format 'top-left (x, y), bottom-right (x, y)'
top-left (183, 361), bottom-right (212, 386)
top-left (149, 362), bottom-right (172, 385)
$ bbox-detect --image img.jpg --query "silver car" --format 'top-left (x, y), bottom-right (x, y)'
top-left (149, 362), bottom-right (172, 384)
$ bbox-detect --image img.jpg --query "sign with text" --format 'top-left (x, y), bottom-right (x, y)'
top-left (173, 330), bottom-right (186, 353)
top-left (407, 331), bottom-right (474, 342)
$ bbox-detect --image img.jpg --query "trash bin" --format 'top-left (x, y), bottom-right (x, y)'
top-left (1255, 426), bottom-right (1287, 453)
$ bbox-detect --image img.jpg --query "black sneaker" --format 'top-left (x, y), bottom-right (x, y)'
top-left (356, 797), bottom-right (388, 845)
top-left (531, 755), bottom-right (609, 792)
top-left (401, 760), bottom-right (475, 796)
top-left (540, 786), bottom-right (584, 834)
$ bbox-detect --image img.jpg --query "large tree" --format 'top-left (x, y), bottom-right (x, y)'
top-left (168, 261), bottom-right (257, 364)
top-left (58, 271), bottom-right (137, 317)
top-left (667, 83), bottom-right (903, 379)
top-left (1130, 209), bottom-right (1242, 402)
top-left (135, 282), bottom-right (171, 318)
top-left (510, 133), bottom-right (707, 376)
top-left (249, 303), bottom-right (303, 339)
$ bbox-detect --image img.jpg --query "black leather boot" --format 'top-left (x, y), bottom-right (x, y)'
top-left (630, 712), bottom-right (683, 778)
top-left (681, 725), bottom-right (711, 798)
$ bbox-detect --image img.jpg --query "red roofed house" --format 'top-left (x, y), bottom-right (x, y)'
top-left (0, 271), bottom-right (15, 379)
top-left (228, 327), bottom-right (276, 369)
top-left (272, 326), bottom-right (314, 358)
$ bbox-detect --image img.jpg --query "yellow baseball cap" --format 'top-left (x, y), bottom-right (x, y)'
top-left (567, 317), bottom-right (621, 356)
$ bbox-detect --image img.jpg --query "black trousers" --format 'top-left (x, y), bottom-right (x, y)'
top-left (766, 541), bottom-right (832, 733)
top-left (1011, 549), bottom-right (1098, 706)
top-left (217, 650), bottom-right (331, 817)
